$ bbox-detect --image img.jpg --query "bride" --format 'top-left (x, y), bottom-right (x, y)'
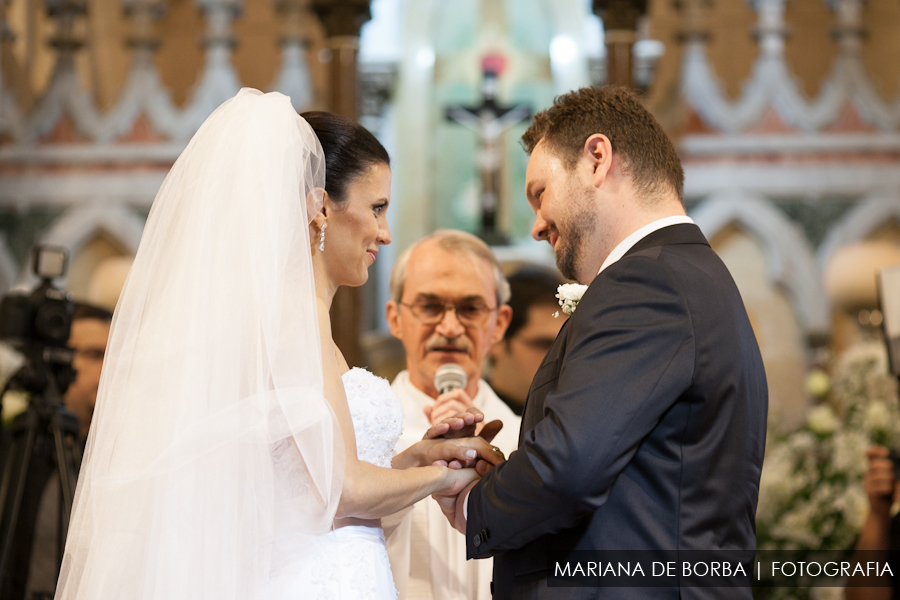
top-left (54, 89), bottom-right (500, 600)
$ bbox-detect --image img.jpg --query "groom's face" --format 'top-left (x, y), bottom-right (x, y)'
top-left (525, 141), bottom-right (597, 283)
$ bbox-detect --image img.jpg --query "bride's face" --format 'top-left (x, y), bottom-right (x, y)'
top-left (320, 162), bottom-right (392, 287)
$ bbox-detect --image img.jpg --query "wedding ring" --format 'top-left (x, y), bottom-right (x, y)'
top-left (492, 446), bottom-right (501, 453)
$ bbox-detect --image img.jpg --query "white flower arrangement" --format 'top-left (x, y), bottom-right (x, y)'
top-left (554, 283), bottom-right (588, 318)
top-left (806, 405), bottom-right (841, 435)
top-left (755, 340), bottom-right (900, 600)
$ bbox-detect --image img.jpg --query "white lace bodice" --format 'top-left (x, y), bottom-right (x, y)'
top-left (271, 368), bottom-right (403, 508)
top-left (341, 367), bottom-right (403, 468)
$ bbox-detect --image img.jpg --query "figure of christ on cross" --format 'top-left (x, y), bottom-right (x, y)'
top-left (445, 54), bottom-right (532, 246)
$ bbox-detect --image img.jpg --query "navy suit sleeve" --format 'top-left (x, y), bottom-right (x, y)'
top-left (466, 255), bottom-right (696, 558)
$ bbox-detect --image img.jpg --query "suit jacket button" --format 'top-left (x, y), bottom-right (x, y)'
top-left (473, 534), bottom-right (482, 548)
top-left (482, 528), bottom-right (489, 540)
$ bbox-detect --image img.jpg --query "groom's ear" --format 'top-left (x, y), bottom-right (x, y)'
top-left (583, 133), bottom-right (613, 189)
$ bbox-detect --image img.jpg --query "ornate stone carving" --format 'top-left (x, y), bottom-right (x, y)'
top-left (1, 0), bottom-right (243, 144)
top-left (358, 61), bottom-right (397, 128)
top-left (679, 0), bottom-right (900, 133)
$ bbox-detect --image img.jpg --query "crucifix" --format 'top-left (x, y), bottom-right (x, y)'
top-left (445, 54), bottom-right (532, 246)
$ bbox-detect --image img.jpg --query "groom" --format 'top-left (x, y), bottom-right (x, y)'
top-left (434, 86), bottom-right (768, 599)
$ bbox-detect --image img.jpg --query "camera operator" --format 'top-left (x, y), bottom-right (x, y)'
top-left (488, 266), bottom-right (565, 416)
top-left (61, 303), bottom-right (112, 440)
top-left (0, 246), bottom-right (83, 600)
top-left (847, 445), bottom-right (900, 600)
top-left (15, 302), bottom-right (111, 598)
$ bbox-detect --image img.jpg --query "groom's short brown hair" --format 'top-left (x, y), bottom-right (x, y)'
top-left (522, 86), bottom-right (684, 203)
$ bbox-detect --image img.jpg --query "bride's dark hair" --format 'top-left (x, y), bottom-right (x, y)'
top-left (301, 111), bottom-right (390, 204)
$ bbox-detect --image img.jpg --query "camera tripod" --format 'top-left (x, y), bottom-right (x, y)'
top-left (0, 355), bottom-right (80, 600)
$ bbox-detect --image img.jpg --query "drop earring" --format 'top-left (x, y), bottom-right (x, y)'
top-left (318, 223), bottom-right (326, 252)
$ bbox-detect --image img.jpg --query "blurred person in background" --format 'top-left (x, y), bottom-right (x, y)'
top-left (488, 266), bottom-right (566, 416)
top-left (847, 445), bottom-right (900, 600)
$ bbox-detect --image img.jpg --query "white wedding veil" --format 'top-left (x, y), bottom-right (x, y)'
top-left (55, 89), bottom-right (343, 600)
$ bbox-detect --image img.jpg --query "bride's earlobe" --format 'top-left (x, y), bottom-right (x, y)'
top-left (306, 187), bottom-right (325, 223)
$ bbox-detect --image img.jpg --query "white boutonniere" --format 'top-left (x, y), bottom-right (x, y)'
top-left (554, 283), bottom-right (588, 318)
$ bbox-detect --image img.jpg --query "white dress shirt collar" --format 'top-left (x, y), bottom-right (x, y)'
top-left (598, 215), bottom-right (695, 275)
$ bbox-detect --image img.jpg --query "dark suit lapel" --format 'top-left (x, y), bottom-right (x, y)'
top-left (518, 317), bottom-right (570, 439)
top-left (517, 224), bottom-right (707, 440)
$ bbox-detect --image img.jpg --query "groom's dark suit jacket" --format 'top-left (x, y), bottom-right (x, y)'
top-left (465, 224), bottom-right (767, 599)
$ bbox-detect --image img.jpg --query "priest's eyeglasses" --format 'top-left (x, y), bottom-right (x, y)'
top-left (400, 299), bottom-right (497, 326)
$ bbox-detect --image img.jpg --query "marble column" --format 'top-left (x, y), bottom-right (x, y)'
top-left (309, 0), bottom-right (372, 367)
top-left (592, 0), bottom-right (646, 89)
top-left (46, 0), bottom-right (88, 67)
top-left (310, 0), bottom-right (371, 118)
top-left (122, 0), bottom-right (165, 89)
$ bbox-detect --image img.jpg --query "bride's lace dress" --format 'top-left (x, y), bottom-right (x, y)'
top-left (267, 368), bottom-right (403, 599)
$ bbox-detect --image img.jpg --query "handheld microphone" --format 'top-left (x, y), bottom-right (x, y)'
top-left (434, 364), bottom-right (467, 395)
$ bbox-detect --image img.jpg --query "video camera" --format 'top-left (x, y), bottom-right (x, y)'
top-left (0, 246), bottom-right (76, 395)
top-left (0, 246), bottom-right (80, 600)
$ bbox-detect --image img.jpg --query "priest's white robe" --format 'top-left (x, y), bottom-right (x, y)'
top-left (384, 370), bottom-right (521, 600)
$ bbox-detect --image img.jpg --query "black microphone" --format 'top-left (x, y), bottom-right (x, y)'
top-left (434, 364), bottom-right (467, 395)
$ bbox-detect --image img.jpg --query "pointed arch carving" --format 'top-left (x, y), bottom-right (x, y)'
top-left (690, 192), bottom-right (830, 341)
top-left (818, 193), bottom-right (900, 271)
top-left (17, 202), bottom-right (145, 289)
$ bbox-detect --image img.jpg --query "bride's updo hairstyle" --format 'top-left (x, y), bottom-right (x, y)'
top-left (301, 111), bottom-right (390, 205)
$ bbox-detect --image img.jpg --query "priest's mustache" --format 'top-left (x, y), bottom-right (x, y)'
top-left (426, 335), bottom-right (471, 354)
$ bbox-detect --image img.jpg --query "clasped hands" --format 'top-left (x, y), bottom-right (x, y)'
top-left (424, 407), bottom-right (506, 534)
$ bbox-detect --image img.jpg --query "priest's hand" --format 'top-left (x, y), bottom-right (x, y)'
top-left (424, 388), bottom-right (476, 426)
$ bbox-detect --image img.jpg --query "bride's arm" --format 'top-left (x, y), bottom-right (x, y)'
top-left (315, 301), bottom-right (480, 520)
